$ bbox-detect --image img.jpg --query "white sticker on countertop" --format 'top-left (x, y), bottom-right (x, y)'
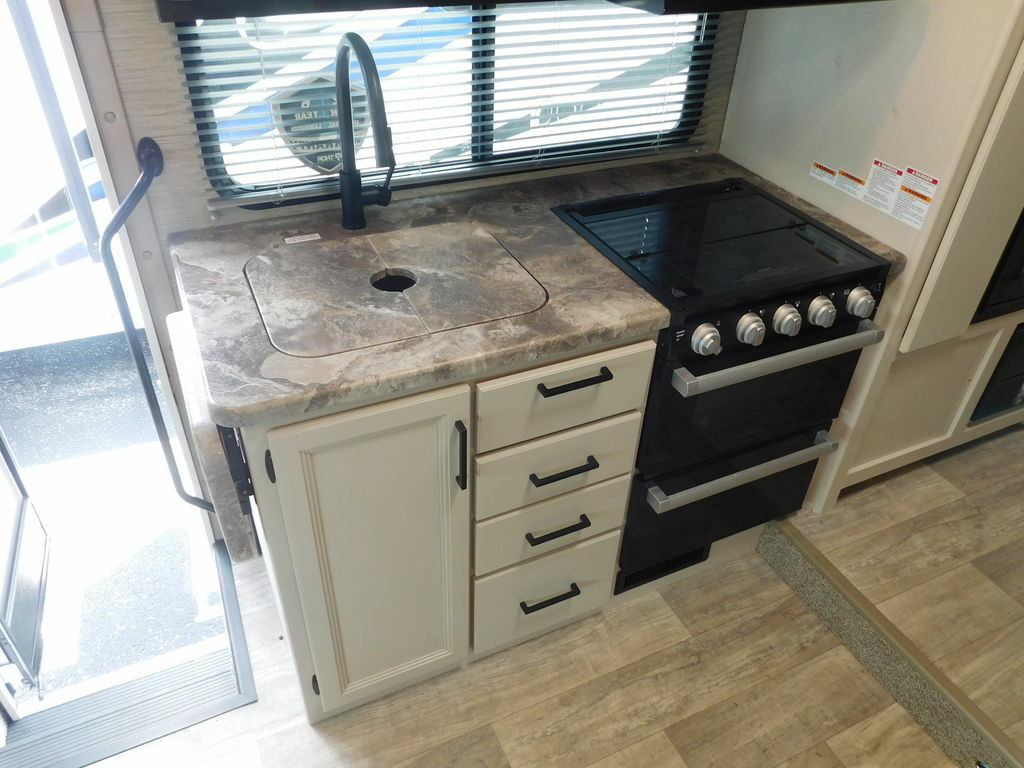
top-left (284, 233), bottom-right (322, 244)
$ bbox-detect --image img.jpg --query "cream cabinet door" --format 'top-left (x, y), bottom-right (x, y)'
top-left (267, 385), bottom-right (471, 713)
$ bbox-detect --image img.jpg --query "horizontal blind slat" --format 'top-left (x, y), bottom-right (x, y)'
top-left (176, 1), bottom-right (716, 203)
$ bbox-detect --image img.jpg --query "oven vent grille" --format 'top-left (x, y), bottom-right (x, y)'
top-left (615, 544), bottom-right (711, 593)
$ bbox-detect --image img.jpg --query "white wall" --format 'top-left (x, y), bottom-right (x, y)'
top-left (722, 0), bottom-right (1024, 262)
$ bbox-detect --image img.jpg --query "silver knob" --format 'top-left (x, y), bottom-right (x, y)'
top-left (736, 313), bottom-right (766, 346)
top-left (691, 323), bottom-right (722, 356)
top-left (847, 286), bottom-right (876, 318)
top-left (772, 304), bottom-right (802, 337)
top-left (807, 296), bottom-right (838, 328)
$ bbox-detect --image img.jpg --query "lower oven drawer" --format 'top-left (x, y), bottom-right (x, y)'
top-left (474, 530), bottom-right (620, 656)
top-left (618, 430), bottom-right (837, 588)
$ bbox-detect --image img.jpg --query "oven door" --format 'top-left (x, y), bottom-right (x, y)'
top-left (638, 320), bottom-right (883, 480)
top-left (617, 428), bottom-right (837, 592)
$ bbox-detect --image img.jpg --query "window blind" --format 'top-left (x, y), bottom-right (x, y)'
top-left (176, 3), bottom-right (718, 205)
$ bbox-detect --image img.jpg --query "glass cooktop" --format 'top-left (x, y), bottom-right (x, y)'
top-left (553, 179), bottom-right (880, 318)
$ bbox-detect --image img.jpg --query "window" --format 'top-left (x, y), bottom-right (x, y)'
top-left (177, 3), bottom-right (717, 205)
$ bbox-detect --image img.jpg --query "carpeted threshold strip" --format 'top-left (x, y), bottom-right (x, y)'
top-left (758, 521), bottom-right (1023, 768)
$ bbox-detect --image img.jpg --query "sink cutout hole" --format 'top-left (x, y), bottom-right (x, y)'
top-left (370, 268), bottom-right (417, 293)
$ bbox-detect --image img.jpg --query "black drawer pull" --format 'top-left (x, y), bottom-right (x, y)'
top-left (537, 366), bottom-right (613, 398)
top-left (525, 514), bottom-right (592, 546)
top-left (455, 420), bottom-right (468, 491)
top-left (529, 455), bottom-right (599, 487)
top-left (520, 582), bottom-right (581, 615)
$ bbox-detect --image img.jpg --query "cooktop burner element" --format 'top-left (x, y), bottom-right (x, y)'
top-left (553, 179), bottom-right (885, 323)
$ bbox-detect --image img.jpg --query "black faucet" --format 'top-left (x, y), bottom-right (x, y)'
top-left (335, 32), bottom-right (396, 230)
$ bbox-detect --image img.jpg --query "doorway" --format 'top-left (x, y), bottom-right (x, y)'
top-left (0, 0), bottom-right (254, 762)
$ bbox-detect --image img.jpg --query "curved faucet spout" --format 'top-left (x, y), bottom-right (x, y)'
top-left (335, 32), bottom-right (396, 229)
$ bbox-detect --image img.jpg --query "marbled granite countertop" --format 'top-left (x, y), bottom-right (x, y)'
top-left (170, 154), bottom-right (905, 428)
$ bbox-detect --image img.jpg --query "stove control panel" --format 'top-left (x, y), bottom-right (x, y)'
top-left (670, 279), bottom-right (884, 362)
top-left (736, 313), bottom-right (766, 346)
top-left (807, 296), bottom-right (838, 328)
top-left (690, 323), bottom-right (723, 356)
top-left (846, 286), bottom-right (877, 318)
top-left (772, 304), bottom-right (803, 337)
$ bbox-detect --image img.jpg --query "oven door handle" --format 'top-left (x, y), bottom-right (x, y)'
top-left (672, 320), bottom-right (884, 398)
top-left (647, 430), bottom-right (839, 515)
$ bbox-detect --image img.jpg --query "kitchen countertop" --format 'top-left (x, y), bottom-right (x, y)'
top-left (170, 154), bottom-right (905, 428)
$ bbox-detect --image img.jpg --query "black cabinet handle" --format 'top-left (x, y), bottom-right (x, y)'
top-left (519, 582), bottom-right (581, 615)
top-left (536, 366), bottom-right (613, 398)
top-left (524, 514), bottom-right (592, 546)
top-left (455, 420), bottom-right (468, 490)
top-left (529, 455), bottom-right (599, 487)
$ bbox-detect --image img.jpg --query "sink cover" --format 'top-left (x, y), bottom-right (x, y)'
top-left (245, 222), bottom-right (548, 357)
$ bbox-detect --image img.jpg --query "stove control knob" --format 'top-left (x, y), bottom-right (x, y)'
top-left (807, 296), bottom-right (838, 328)
top-left (736, 313), bottom-right (766, 346)
top-left (773, 304), bottom-right (802, 337)
top-left (847, 286), bottom-right (877, 318)
top-left (691, 323), bottom-right (723, 356)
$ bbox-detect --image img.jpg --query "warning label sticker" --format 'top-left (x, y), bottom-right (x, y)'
top-left (809, 158), bottom-right (940, 230)
top-left (835, 169), bottom-right (867, 200)
top-left (863, 159), bottom-right (903, 213)
top-left (892, 167), bottom-right (940, 230)
top-left (810, 161), bottom-right (838, 185)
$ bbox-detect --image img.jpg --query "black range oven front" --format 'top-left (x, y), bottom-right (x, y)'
top-left (553, 179), bottom-right (892, 592)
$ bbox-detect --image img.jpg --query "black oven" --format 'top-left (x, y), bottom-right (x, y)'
top-left (616, 320), bottom-right (882, 592)
top-left (553, 178), bottom-right (891, 593)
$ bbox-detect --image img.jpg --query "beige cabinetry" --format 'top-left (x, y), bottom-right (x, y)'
top-left (266, 385), bottom-right (471, 713)
top-left (260, 340), bottom-right (655, 716)
top-left (471, 341), bottom-right (655, 656)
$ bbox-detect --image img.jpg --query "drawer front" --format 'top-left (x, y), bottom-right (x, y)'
top-left (473, 530), bottom-right (620, 655)
top-left (474, 410), bottom-right (642, 520)
top-left (476, 341), bottom-right (655, 452)
top-left (475, 474), bottom-right (630, 575)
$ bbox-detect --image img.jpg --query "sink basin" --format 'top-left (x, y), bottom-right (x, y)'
top-left (245, 222), bottom-right (548, 357)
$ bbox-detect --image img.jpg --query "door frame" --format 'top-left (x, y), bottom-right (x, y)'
top-left (40, 0), bottom-right (215, 540)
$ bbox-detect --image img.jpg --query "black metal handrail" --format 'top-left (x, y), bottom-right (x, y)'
top-left (99, 138), bottom-right (214, 513)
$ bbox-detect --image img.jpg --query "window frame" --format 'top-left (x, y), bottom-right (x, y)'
top-left (178, 7), bottom-right (717, 209)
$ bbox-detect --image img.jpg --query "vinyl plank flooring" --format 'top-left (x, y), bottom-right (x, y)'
top-left (934, 618), bottom-right (1024, 731)
top-left (258, 590), bottom-right (690, 768)
top-left (791, 462), bottom-right (963, 553)
top-left (394, 726), bottom-right (510, 768)
top-left (973, 540), bottom-right (1024, 606)
top-left (1004, 719), bottom-right (1024, 751)
top-left (876, 564), bottom-right (1024, 660)
top-left (825, 476), bottom-right (1024, 603)
top-left (492, 597), bottom-right (839, 768)
top-left (664, 646), bottom-right (891, 768)
top-left (659, 553), bottom-right (792, 635)
top-left (826, 703), bottom-right (958, 768)
top-left (772, 743), bottom-right (846, 768)
top-left (925, 425), bottom-right (1024, 495)
top-left (585, 733), bottom-right (687, 768)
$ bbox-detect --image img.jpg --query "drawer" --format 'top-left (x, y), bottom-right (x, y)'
top-left (476, 341), bottom-right (655, 452)
top-left (475, 474), bottom-right (630, 575)
top-left (474, 410), bottom-right (642, 520)
top-left (473, 530), bottom-right (620, 655)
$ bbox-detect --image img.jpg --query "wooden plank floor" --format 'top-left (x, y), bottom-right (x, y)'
top-left (94, 546), bottom-right (952, 767)
top-left (792, 423), bottom-right (1024, 756)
